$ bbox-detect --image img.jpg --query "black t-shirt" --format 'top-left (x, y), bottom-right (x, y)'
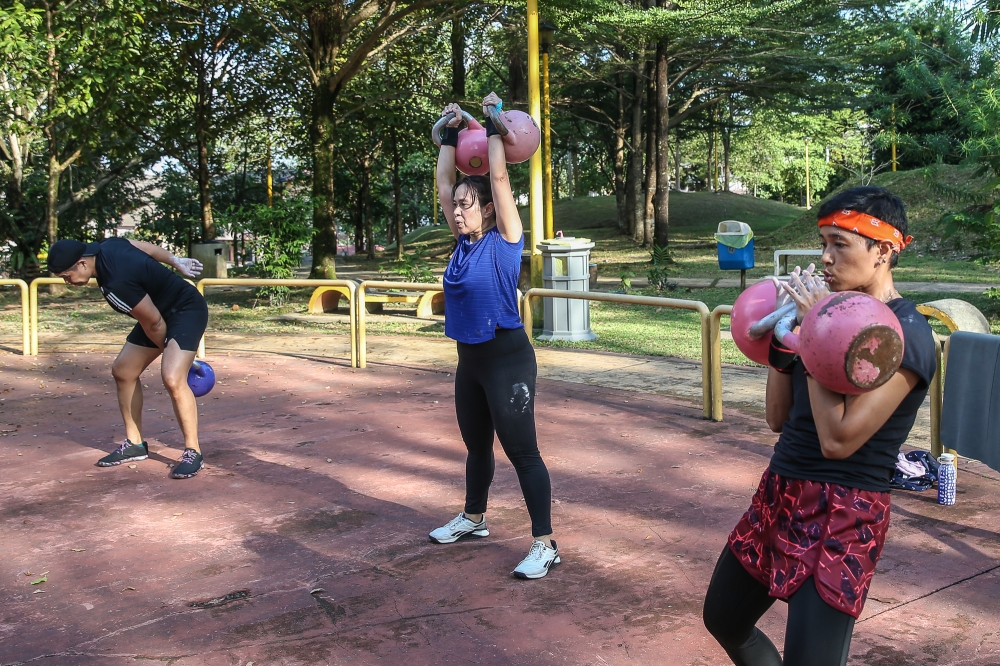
top-left (94, 238), bottom-right (201, 319)
top-left (768, 298), bottom-right (937, 492)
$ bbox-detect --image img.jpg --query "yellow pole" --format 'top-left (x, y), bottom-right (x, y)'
top-left (266, 137), bottom-right (273, 207)
top-left (527, 0), bottom-right (544, 321)
top-left (542, 50), bottom-right (554, 240)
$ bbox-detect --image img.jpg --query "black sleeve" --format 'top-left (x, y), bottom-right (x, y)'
top-left (893, 300), bottom-right (937, 391)
top-left (99, 239), bottom-right (150, 314)
top-left (102, 278), bottom-right (147, 314)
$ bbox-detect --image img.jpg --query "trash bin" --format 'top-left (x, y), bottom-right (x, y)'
top-left (715, 221), bottom-right (754, 270)
top-left (536, 237), bottom-right (597, 341)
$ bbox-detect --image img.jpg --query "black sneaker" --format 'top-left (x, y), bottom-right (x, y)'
top-left (171, 449), bottom-right (204, 479)
top-left (96, 440), bottom-right (149, 467)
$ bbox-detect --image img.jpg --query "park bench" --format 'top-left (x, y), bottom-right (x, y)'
top-left (773, 249), bottom-right (823, 276)
top-left (308, 285), bottom-right (444, 317)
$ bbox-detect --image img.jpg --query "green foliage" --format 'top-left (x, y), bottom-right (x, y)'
top-left (379, 247), bottom-right (437, 283)
top-left (221, 196), bottom-right (312, 306)
top-left (646, 244), bottom-right (675, 291)
top-left (618, 269), bottom-right (634, 293)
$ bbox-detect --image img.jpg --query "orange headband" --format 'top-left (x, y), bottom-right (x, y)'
top-left (818, 209), bottom-right (912, 252)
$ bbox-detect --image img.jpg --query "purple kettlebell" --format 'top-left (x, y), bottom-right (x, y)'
top-left (187, 360), bottom-right (216, 398)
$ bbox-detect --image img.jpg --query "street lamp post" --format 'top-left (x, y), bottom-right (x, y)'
top-left (803, 135), bottom-right (811, 209)
top-left (539, 21), bottom-right (556, 241)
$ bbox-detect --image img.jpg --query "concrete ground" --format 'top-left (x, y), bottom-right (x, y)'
top-left (2, 338), bottom-right (999, 665)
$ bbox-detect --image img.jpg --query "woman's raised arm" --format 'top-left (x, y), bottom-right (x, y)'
top-left (482, 92), bottom-right (522, 243)
top-left (436, 103), bottom-right (463, 239)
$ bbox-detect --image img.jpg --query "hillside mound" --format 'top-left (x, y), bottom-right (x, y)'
top-left (772, 165), bottom-right (984, 256)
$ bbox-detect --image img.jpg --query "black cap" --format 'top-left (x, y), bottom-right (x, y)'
top-left (47, 239), bottom-right (101, 274)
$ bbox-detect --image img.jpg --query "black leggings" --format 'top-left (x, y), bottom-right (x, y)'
top-left (703, 547), bottom-right (855, 666)
top-left (455, 327), bottom-right (551, 537)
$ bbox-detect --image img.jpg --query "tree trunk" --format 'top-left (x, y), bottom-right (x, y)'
top-left (44, 1), bottom-right (60, 247)
top-left (653, 40), bottom-right (670, 249)
top-left (451, 16), bottom-right (465, 99)
top-left (613, 63), bottom-right (627, 232)
top-left (723, 97), bottom-right (732, 192)
top-left (626, 49), bottom-right (645, 242)
top-left (196, 132), bottom-right (215, 240)
top-left (194, 32), bottom-right (216, 241)
top-left (391, 125), bottom-right (403, 260)
top-left (354, 187), bottom-right (364, 256)
top-left (569, 145), bottom-right (577, 199)
top-left (309, 83), bottom-right (338, 278)
top-left (674, 130), bottom-right (681, 190)
top-left (642, 56), bottom-right (656, 248)
top-left (508, 52), bottom-right (527, 105)
top-left (706, 127), bottom-right (714, 191)
top-left (363, 157), bottom-right (374, 260)
top-left (46, 153), bottom-right (61, 246)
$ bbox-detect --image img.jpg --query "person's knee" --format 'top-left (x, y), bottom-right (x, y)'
top-left (161, 368), bottom-right (189, 395)
top-left (111, 359), bottom-right (139, 384)
top-left (702, 595), bottom-right (727, 640)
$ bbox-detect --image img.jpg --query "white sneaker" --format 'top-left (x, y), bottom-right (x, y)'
top-left (428, 513), bottom-right (490, 544)
top-left (512, 539), bottom-right (560, 579)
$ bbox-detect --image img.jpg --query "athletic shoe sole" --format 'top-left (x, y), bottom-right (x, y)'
top-left (171, 461), bottom-right (204, 479)
top-left (96, 453), bottom-right (148, 467)
top-left (512, 555), bottom-right (561, 580)
top-left (428, 528), bottom-right (490, 544)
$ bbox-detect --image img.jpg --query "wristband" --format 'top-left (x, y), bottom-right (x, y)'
top-left (439, 126), bottom-right (459, 147)
top-left (484, 116), bottom-right (502, 138)
top-left (768, 335), bottom-right (798, 374)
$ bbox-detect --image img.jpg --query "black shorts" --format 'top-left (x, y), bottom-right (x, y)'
top-left (126, 300), bottom-right (208, 352)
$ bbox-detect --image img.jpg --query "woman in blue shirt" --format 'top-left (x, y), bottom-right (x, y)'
top-left (427, 92), bottom-right (558, 580)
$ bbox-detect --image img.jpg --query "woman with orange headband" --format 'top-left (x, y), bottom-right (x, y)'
top-left (702, 186), bottom-right (936, 665)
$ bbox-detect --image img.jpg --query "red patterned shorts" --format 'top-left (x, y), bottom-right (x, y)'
top-left (727, 469), bottom-right (891, 618)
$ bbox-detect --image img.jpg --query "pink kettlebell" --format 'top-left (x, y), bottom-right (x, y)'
top-left (432, 107), bottom-right (541, 176)
top-left (730, 280), bottom-right (779, 366)
top-left (779, 291), bottom-right (904, 394)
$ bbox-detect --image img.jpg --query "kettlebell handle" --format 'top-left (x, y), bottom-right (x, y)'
top-left (485, 105), bottom-right (510, 137)
top-left (748, 302), bottom-right (797, 340)
top-left (773, 311), bottom-right (800, 353)
top-left (431, 110), bottom-right (477, 147)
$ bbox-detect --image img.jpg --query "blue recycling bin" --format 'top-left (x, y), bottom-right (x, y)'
top-left (715, 220), bottom-right (755, 270)
top-left (718, 238), bottom-right (755, 270)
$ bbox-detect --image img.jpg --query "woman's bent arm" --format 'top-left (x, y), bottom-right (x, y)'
top-left (808, 368), bottom-right (920, 459)
top-left (765, 368), bottom-right (793, 433)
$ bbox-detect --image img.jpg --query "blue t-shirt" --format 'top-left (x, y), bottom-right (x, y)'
top-left (443, 226), bottom-right (524, 344)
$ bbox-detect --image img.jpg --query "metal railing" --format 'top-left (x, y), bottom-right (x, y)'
top-left (709, 305), bottom-right (733, 422)
top-left (1, 279), bottom-right (30, 355)
top-left (196, 278), bottom-right (359, 367)
top-left (521, 288), bottom-right (713, 420)
top-left (29, 277), bottom-right (99, 355)
top-left (356, 280), bottom-right (445, 368)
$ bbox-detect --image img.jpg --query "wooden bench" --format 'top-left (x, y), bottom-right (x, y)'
top-left (773, 249), bottom-right (823, 276)
top-left (308, 285), bottom-right (444, 317)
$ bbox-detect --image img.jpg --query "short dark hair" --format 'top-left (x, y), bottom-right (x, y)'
top-left (452, 175), bottom-right (494, 217)
top-left (817, 186), bottom-right (908, 268)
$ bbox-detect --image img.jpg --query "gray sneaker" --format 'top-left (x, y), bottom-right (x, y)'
top-left (171, 449), bottom-right (204, 479)
top-left (429, 513), bottom-right (489, 544)
top-left (512, 540), bottom-right (560, 579)
top-left (96, 440), bottom-right (148, 466)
